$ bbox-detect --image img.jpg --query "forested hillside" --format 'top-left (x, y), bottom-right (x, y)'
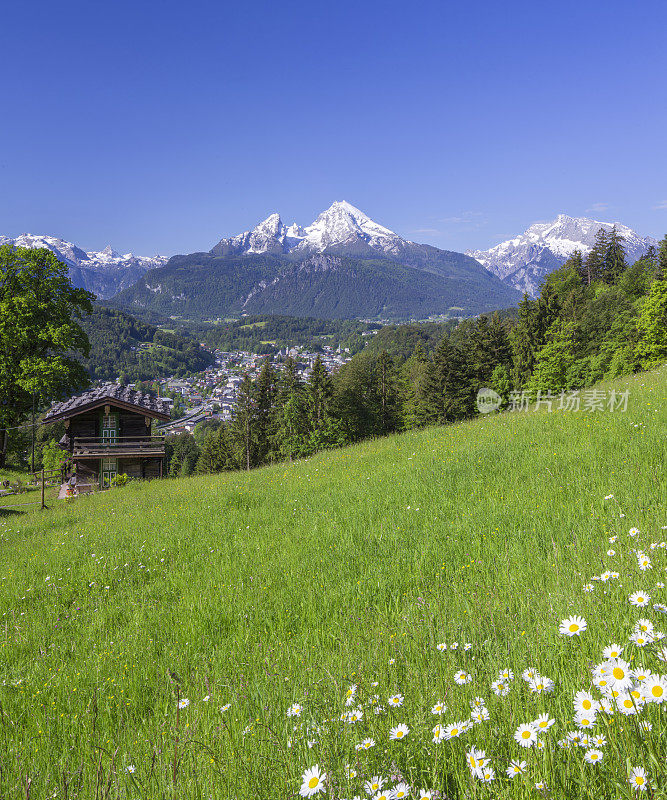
top-left (80, 306), bottom-right (214, 382)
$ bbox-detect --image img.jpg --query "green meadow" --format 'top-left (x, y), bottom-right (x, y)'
top-left (1, 367), bottom-right (665, 799)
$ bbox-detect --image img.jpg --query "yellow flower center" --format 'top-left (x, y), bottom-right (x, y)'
top-left (397, 730), bottom-right (404, 738)
top-left (582, 699), bottom-right (591, 709)
top-left (613, 667), bottom-right (625, 680)
top-left (569, 623), bottom-right (579, 632)
top-left (636, 777), bottom-right (645, 785)
top-left (308, 777), bottom-right (319, 789)
top-left (522, 730), bottom-right (531, 739)
top-left (652, 686), bottom-right (664, 697)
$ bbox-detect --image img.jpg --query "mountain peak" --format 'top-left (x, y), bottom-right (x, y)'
top-left (467, 214), bottom-right (657, 296)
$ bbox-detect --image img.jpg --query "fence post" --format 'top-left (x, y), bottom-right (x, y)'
top-left (41, 469), bottom-right (46, 510)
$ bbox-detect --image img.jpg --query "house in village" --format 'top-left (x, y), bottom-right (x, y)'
top-left (43, 383), bottom-right (171, 488)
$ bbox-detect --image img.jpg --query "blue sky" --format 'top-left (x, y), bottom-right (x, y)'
top-left (2, 0), bottom-right (666, 256)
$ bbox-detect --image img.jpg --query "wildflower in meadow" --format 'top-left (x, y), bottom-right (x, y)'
top-left (464, 643), bottom-right (472, 651)
top-left (436, 642), bottom-right (447, 651)
top-left (431, 700), bottom-right (446, 715)
top-left (534, 713), bottom-right (555, 732)
top-left (389, 723), bottom-right (409, 740)
top-left (454, 670), bottom-right (472, 685)
top-left (600, 570), bottom-right (612, 582)
top-left (583, 583), bottom-right (594, 592)
top-left (178, 698), bottom-right (190, 709)
top-left (592, 734), bottom-right (607, 747)
top-left (499, 668), bottom-right (514, 680)
top-left (221, 703), bottom-right (231, 712)
top-left (418, 791), bottom-right (433, 800)
top-left (638, 554), bottom-right (652, 571)
top-left (607, 549), bottom-right (616, 556)
top-left (202, 695), bottom-right (210, 702)
top-left (470, 696), bottom-right (486, 708)
top-left (616, 692), bottom-right (643, 715)
top-left (629, 528), bottom-right (640, 537)
top-left (345, 685), bottom-right (357, 706)
top-left (630, 631), bottom-right (653, 647)
top-left (470, 707), bottom-right (489, 723)
top-left (575, 713), bottom-right (596, 729)
top-left (345, 765), bottom-right (357, 779)
top-left (466, 747), bottom-right (489, 771)
top-left (654, 603), bottom-right (667, 614)
top-left (506, 760), bottom-right (527, 777)
top-left (604, 494), bottom-right (614, 499)
top-left (514, 722), bottom-right (537, 747)
top-left (451, 642), bottom-right (458, 649)
top-left (641, 674), bottom-right (667, 702)
top-left (522, 667), bottom-right (538, 682)
top-left (300, 765), bottom-right (327, 798)
top-left (346, 708), bottom-right (363, 724)
top-left (635, 618), bottom-right (654, 634)
top-left (602, 643), bottom-right (623, 659)
top-left (559, 615), bottom-right (587, 636)
top-left (604, 658), bottom-right (634, 690)
top-left (638, 720), bottom-right (653, 731)
top-left (491, 679), bottom-right (509, 696)
top-left (388, 693), bottom-right (404, 707)
top-left (357, 737), bottom-right (375, 750)
top-left (126, 765), bottom-right (136, 773)
top-left (287, 703), bottom-right (303, 717)
top-left (574, 690), bottom-right (599, 715)
top-left (629, 590), bottom-right (650, 607)
top-left (372, 792), bottom-right (391, 800)
top-left (393, 782), bottom-right (410, 798)
top-left (474, 766), bottom-right (495, 782)
top-left (432, 723), bottom-right (445, 742)
top-left (364, 776), bottom-right (385, 795)
top-left (628, 766), bottom-right (648, 792)
top-left (443, 722), bottom-right (464, 740)
top-left (528, 675), bottom-right (555, 694)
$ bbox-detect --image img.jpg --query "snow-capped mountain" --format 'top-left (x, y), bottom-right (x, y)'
top-left (0, 233), bottom-right (167, 298)
top-left (211, 201), bottom-right (414, 260)
top-left (467, 215), bottom-right (658, 297)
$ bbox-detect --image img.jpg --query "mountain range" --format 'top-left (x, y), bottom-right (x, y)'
top-left (113, 201), bottom-right (522, 320)
top-left (3, 205), bottom-right (661, 318)
top-left (467, 214), bottom-right (658, 296)
top-left (0, 233), bottom-right (167, 298)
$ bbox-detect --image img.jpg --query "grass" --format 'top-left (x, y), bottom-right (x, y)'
top-left (0, 367), bottom-right (665, 798)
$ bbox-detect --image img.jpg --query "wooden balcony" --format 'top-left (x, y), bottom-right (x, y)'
top-left (73, 436), bottom-right (165, 458)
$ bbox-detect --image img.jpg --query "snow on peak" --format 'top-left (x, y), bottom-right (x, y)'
top-left (467, 214), bottom-right (658, 296)
top-left (213, 201), bottom-right (409, 258)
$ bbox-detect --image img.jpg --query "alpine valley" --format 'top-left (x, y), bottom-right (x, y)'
top-left (112, 201), bottom-right (522, 320)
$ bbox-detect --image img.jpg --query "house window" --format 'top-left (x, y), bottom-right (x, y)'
top-left (101, 414), bottom-right (118, 444)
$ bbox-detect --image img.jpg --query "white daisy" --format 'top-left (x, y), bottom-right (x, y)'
top-left (514, 722), bottom-right (537, 747)
top-left (559, 615), bottom-right (587, 637)
top-left (389, 723), bottom-right (409, 741)
top-left (300, 765), bottom-right (327, 798)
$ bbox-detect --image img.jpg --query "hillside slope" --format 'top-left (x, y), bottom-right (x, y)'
top-left (1, 366), bottom-right (665, 798)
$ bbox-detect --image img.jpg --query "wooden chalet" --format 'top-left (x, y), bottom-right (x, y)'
top-left (43, 383), bottom-right (171, 487)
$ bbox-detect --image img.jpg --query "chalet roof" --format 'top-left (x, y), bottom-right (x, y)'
top-left (43, 383), bottom-right (171, 423)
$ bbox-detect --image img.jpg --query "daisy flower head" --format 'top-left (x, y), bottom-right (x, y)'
top-left (641, 674), bottom-right (667, 703)
top-left (638, 555), bottom-right (652, 571)
top-left (602, 643), bottom-right (623, 659)
top-left (431, 700), bottom-right (446, 715)
top-left (583, 583), bottom-right (594, 592)
top-left (464, 642), bottom-right (472, 651)
top-left (654, 603), bottom-right (667, 614)
top-left (300, 765), bottom-right (327, 798)
top-left (605, 658), bottom-right (634, 690)
top-left (364, 776), bottom-right (385, 795)
top-left (607, 549), bottom-right (616, 556)
top-left (346, 708), bottom-right (363, 724)
top-left (418, 791), bottom-right (433, 800)
top-left (443, 722), bottom-right (463, 740)
top-left (617, 692), bottom-right (644, 715)
top-left (629, 590), bottom-right (651, 607)
top-left (454, 670), bottom-right (472, 685)
top-left (388, 693), bottom-right (404, 708)
top-left (372, 792), bottom-right (391, 800)
top-left (522, 667), bottom-right (538, 682)
top-left (178, 698), bottom-right (190, 709)
top-left (628, 766), bottom-right (648, 792)
top-left (450, 642), bottom-right (458, 649)
top-left (470, 707), bottom-right (489, 724)
top-left (126, 765), bottom-right (136, 773)
top-left (344, 765), bottom-right (357, 779)
top-left (629, 528), bottom-right (640, 537)
top-left (389, 723), bottom-right (410, 741)
top-left (491, 679), bottom-right (509, 696)
top-left (604, 494), bottom-right (614, 500)
top-left (470, 696), bottom-right (486, 709)
top-left (361, 737), bottom-right (375, 750)
top-left (574, 691), bottom-right (600, 715)
top-left (630, 631), bottom-right (654, 647)
top-left (574, 712), bottom-right (596, 729)
top-left (529, 675), bottom-right (555, 694)
top-left (474, 766), bottom-right (495, 783)
top-left (506, 759), bottom-right (527, 778)
top-left (432, 723), bottom-right (445, 743)
top-left (584, 749), bottom-right (603, 764)
top-left (287, 703), bottom-right (303, 717)
top-left (559, 615), bottom-right (587, 637)
top-left (436, 642), bottom-right (447, 652)
top-left (466, 747), bottom-right (488, 772)
top-left (635, 618), bottom-right (654, 634)
top-left (393, 782), bottom-right (410, 799)
top-left (593, 734), bottom-right (607, 747)
top-left (499, 668), bottom-right (514, 681)
top-left (514, 722), bottom-right (537, 747)
top-left (534, 713), bottom-right (555, 732)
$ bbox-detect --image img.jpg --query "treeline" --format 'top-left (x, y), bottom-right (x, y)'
top-left (187, 314), bottom-right (380, 356)
top-left (166, 227), bottom-right (667, 477)
top-left (80, 306), bottom-right (215, 382)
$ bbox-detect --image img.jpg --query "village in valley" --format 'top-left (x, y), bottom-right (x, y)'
top-left (155, 342), bottom-right (354, 434)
